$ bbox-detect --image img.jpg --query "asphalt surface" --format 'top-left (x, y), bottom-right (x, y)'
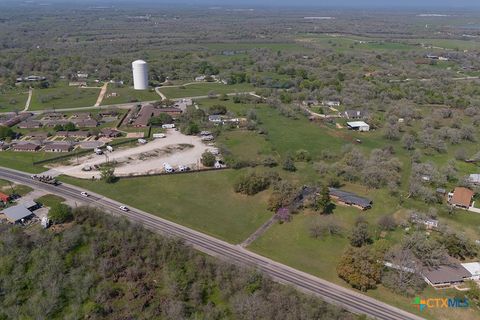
top-left (0, 166), bottom-right (425, 320)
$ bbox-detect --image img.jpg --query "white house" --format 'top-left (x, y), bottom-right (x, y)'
top-left (468, 174), bottom-right (480, 185)
top-left (461, 262), bottom-right (480, 280)
top-left (347, 121), bottom-right (370, 132)
top-left (322, 100), bottom-right (341, 107)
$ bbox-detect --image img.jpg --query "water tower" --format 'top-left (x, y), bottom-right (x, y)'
top-left (132, 60), bottom-right (148, 90)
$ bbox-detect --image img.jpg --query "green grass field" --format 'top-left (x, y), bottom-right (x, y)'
top-left (30, 86), bottom-right (100, 110)
top-left (256, 107), bottom-right (347, 158)
top-left (0, 89), bottom-right (28, 112)
top-left (0, 151), bottom-right (53, 173)
top-left (60, 170), bottom-right (272, 244)
top-left (35, 194), bottom-right (65, 207)
top-left (159, 83), bottom-right (254, 99)
top-left (101, 86), bottom-right (160, 105)
top-left (298, 35), bottom-right (417, 52)
top-left (201, 42), bottom-right (311, 53)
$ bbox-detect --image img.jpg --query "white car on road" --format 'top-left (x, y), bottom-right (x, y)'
top-left (119, 206), bottom-right (129, 212)
top-left (80, 192), bottom-right (89, 197)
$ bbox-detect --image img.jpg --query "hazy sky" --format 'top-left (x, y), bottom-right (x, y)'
top-left (117, 0), bottom-right (480, 7)
top-left (5, 0), bottom-right (480, 8)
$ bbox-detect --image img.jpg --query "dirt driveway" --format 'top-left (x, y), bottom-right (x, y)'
top-left (52, 130), bottom-right (215, 179)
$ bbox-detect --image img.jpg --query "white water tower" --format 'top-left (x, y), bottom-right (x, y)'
top-left (132, 60), bottom-right (148, 90)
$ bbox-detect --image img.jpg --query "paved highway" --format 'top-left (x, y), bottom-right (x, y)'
top-left (0, 167), bottom-right (424, 320)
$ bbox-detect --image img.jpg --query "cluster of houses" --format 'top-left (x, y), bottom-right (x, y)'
top-left (0, 109), bottom-right (123, 153)
top-left (125, 103), bottom-right (188, 127)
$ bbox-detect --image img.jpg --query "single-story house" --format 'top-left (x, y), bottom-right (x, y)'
top-left (25, 132), bottom-right (48, 140)
top-left (422, 264), bottom-right (471, 288)
top-left (208, 115), bottom-right (223, 123)
top-left (132, 105), bottom-right (183, 127)
top-left (461, 262), bottom-right (480, 281)
top-left (44, 142), bottom-right (73, 153)
top-left (1, 205), bottom-right (35, 224)
top-left (347, 121), bottom-right (370, 132)
top-left (73, 119), bottom-right (98, 128)
top-left (41, 120), bottom-right (70, 128)
top-left (71, 112), bottom-right (91, 120)
top-left (410, 213), bottom-right (438, 229)
top-left (1, 113), bottom-right (32, 128)
top-left (173, 99), bottom-right (193, 111)
top-left (56, 131), bottom-right (91, 138)
top-left (100, 128), bottom-right (122, 138)
top-left (18, 120), bottom-right (42, 129)
top-left (12, 143), bottom-right (41, 152)
top-left (328, 188), bottom-right (373, 210)
top-left (344, 110), bottom-right (368, 120)
top-left (0, 192), bottom-right (10, 204)
top-left (322, 100), bottom-right (341, 107)
top-left (448, 187), bottom-right (474, 209)
top-left (468, 174), bottom-right (480, 185)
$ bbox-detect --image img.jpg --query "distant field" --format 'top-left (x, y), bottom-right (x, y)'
top-left (30, 86), bottom-right (100, 110)
top-left (101, 86), bottom-right (160, 105)
top-left (60, 170), bottom-right (272, 244)
top-left (406, 38), bottom-right (480, 50)
top-left (200, 42), bottom-right (311, 53)
top-left (297, 35), bottom-right (417, 52)
top-left (159, 83), bottom-right (254, 99)
top-left (0, 89), bottom-right (28, 112)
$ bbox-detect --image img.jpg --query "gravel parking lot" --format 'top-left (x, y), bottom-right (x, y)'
top-left (52, 130), bottom-right (215, 179)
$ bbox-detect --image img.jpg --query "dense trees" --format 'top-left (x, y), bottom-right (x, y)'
top-left (349, 221), bottom-right (372, 247)
top-left (149, 113), bottom-right (173, 126)
top-left (0, 126), bottom-right (15, 140)
top-left (337, 246), bottom-right (382, 292)
top-left (0, 208), bottom-right (353, 320)
top-left (234, 172), bottom-right (279, 195)
top-left (48, 203), bottom-right (72, 224)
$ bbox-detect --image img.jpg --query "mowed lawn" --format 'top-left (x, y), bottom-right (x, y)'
top-left (0, 151), bottom-right (52, 173)
top-left (256, 107), bottom-right (348, 158)
top-left (101, 86), bottom-right (160, 105)
top-left (60, 170), bottom-right (272, 244)
top-left (30, 86), bottom-right (100, 110)
top-left (159, 83), bottom-right (254, 99)
top-left (0, 89), bottom-right (28, 112)
top-left (35, 194), bottom-right (65, 207)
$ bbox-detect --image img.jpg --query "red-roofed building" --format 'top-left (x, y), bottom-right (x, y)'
top-left (0, 192), bottom-right (10, 204)
top-left (449, 187), bottom-right (474, 209)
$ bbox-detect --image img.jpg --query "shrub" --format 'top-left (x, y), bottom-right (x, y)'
top-left (48, 203), bottom-right (73, 224)
top-left (282, 156), bottom-right (296, 172)
top-left (201, 151), bottom-right (216, 167)
top-left (234, 172), bottom-right (273, 195)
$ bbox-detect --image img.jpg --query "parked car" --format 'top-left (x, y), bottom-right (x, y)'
top-left (178, 165), bottom-right (190, 172)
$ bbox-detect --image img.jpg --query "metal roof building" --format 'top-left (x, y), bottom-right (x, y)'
top-left (1, 205), bottom-right (34, 223)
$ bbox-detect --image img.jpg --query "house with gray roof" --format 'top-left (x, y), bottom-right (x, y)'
top-left (328, 188), bottom-right (373, 210)
top-left (422, 264), bottom-right (472, 288)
